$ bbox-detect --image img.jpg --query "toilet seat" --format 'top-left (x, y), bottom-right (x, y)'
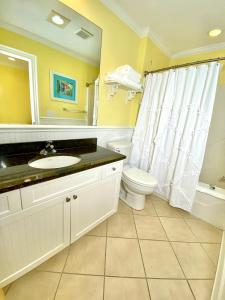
top-left (122, 167), bottom-right (157, 187)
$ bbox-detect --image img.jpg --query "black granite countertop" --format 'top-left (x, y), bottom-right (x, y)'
top-left (0, 138), bottom-right (125, 194)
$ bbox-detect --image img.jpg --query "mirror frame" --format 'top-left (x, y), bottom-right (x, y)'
top-left (0, 44), bottom-right (39, 125)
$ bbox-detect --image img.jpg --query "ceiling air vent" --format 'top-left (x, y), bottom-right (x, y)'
top-left (75, 28), bottom-right (93, 39)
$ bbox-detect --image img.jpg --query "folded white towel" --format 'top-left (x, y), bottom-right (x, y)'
top-left (106, 72), bottom-right (142, 90)
top-left (116, 65), bottom-right (141, 82)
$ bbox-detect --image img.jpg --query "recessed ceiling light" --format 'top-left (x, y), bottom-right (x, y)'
top-left (208, 28), bottom-right (222, 37)
top-left (51, 15), bottom-right (64, 25)
top-left (47, 10), bottom-right (70, 28)
top-left (8, 57), bottom-right (16, 61)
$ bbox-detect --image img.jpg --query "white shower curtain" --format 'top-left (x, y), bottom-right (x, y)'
top-left (130, 62), bottom-right (220, 211)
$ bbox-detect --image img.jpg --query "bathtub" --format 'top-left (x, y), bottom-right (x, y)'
top-left (192, 182), bottom-right (225, 230)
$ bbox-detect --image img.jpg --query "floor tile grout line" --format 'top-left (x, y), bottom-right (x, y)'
top-left (186, 280), bottom-right (197, 300)
top-left (183, 217), bottom-right (223, 245)
top-left (199, 243), bottom-right (220, 267)
top-left (36, 269), bottom-right (217, 281)
top-left (132, 211), bottom-right (152, 300)
top-left (106, 211), bottom-right (138, 239)
top-left (157, 217), bottom-right (187, 279)
top-left (102, 219), bottom-right (108, 300)
top-left (150, 196), bottom-right (183, 218)
top-left (122, 196), bottom-right (196, 219)
top-left (149, 198), bottom-right (157, 216)
top-left (159, 216), bottom-right (199, 242)
top-left (154, 200), bottom-right (221, 269)
top-left (183, 218), bottom-right (204, 242)
top-left (150, 196), bottom-right (194, 220)
top-left (159, 218), bottom-right (203, 299)
top-left (53, 246), bottom-right (71, 300)
top-left (86, 231), bottom-right (221, 244)
top-left (151, 198), bottom-right (160, 218)
top-left (52, 271), bottom-right (63, 300)
top-left (139, 238), bottom-right (220, 244)
top-left (157, 212), bottom-right (197, 299)
top-left (184, 215), bottom-right (224, 229)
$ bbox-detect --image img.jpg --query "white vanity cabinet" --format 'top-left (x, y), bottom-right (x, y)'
top-left (71, 168), bottom-right (121, 242)
top-left (0, 160), bottom-right (123, 287)
top-left (20, 167), bottom-right (101, 209)
top-left (0, 190), bottom-right (22, 218)
top-left (0, 192), bottom-right (70, 287)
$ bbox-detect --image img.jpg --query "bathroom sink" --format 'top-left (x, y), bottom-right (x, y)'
top-left (28, 155), bottom-right (81, 169)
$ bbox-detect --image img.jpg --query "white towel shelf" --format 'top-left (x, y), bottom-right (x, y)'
top-left (104, 79), bottom-right (143, 101)
top-left (104, 79), bottom-right (143, 92)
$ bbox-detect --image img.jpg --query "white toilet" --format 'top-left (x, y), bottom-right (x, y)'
top-left (107, 140), bottom-right (158, 210)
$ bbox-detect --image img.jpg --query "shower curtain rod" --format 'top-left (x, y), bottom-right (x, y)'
top-left (144, 56), bottom-right (225, 76)
top-left (86, 81), bottom-right (94, 87)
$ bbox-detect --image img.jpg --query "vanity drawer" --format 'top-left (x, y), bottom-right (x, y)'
top-left (0, 190), bottom-right (22, 219)
top-left (102, 161), bottom-right (123, 178)
top-left (21, 167), bottom-right (101, 209)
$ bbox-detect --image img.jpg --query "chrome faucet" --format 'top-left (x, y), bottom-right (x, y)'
top-left (40, 141), bottom-right (57, 156)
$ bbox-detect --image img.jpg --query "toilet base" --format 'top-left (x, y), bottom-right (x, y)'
top-left (120, 186), bottom-right (145, 210)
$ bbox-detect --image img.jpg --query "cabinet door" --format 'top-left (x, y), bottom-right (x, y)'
top-left (71, 175), bottom-right (120, 243)
top-left (0, 190), bottom-right (22, 219)
top-left (0, 194), bottom-right (70, 287)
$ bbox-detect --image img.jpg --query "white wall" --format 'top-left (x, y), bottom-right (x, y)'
top-left (200, 85), bottom-right (225, 189)
top-left (0, 126), bottom-right (134, 147)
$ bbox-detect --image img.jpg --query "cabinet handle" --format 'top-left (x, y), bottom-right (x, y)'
top-left (73, 195), bottom-right (78, 200)
top-left (112, 167), bottom-right (116, 171)
top-left (66, 197), bottom-right (71, 202)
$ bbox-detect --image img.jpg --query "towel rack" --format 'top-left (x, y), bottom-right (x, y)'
top-left (63, 107), bottom-right (87, 114)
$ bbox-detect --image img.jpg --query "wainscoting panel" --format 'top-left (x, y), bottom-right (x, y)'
top-left (0, 126), bottom-right (134, 146)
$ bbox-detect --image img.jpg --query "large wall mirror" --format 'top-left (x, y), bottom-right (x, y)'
top-left (0, 0), bottom-right (102, 126)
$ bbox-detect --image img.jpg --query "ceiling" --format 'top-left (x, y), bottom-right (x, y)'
top-left (0, 53), bottom-right (28, 69)
top-left (101, 0), bottom-right (225, 57)
top-left (0, 0), bottom-right (102, 65)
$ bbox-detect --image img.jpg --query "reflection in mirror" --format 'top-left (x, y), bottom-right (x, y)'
top-left (0, 52), bottom-right (30, 124)
top-left (0, 0), bottom-right (102, 126)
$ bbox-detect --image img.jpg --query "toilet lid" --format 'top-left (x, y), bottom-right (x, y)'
top-left (123, 167), bottom-right (157, 187)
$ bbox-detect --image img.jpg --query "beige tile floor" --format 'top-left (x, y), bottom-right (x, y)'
top-left (4, 195), bottom-right (223, 300)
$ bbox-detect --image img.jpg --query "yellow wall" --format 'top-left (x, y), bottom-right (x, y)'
top-left (0, 27), bottom-right (99, 122)
top-left (0, 63), bottom-right (31, 124)
top-left (129, 37), bottom-right (170, 124)
top-left (138, 37), bottom-right (170, 73)
top-left (60, 0), bottom-right (169, 126)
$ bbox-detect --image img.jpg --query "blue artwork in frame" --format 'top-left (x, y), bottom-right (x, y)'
top-left (51, 71), bottom-right (78, 103)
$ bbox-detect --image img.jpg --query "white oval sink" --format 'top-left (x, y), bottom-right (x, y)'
top-left (29, 156), bottom-right (81, 169)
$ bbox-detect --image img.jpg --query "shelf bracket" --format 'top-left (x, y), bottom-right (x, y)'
top-left (107, 83), bottom-right (119, 99)
top-left (127, 90), bottom-right (137, 101)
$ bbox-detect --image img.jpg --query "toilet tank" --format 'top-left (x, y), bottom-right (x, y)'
top-left (107, 140), bottom-right (132, 164)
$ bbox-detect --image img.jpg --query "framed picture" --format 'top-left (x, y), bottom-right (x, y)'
top-left (50, 71), bottom-right (78, 103)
